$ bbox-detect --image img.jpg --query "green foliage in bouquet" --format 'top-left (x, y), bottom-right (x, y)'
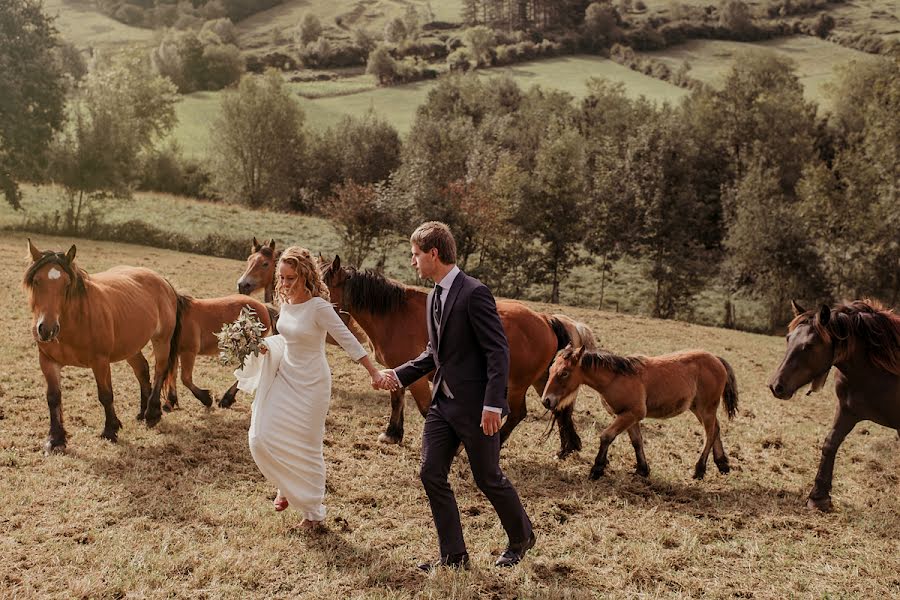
top-left (216, 306), bottom-right (267, 368)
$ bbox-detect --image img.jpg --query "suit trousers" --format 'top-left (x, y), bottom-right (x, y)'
top-left (419, 393), bottom-right (532, 557)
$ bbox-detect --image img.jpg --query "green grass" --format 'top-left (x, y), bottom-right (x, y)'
top-left (3, 232), bottom-right (900, 598)
top-left (43, 0), bottom-right (155, 51)
top-left (642, 35), bottom-right (882, 108)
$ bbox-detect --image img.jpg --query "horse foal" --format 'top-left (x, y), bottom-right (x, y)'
top-left (542, 345), bottom-right (738, 480)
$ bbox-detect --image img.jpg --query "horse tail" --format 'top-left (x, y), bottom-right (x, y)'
top-left (547, 316), bottom-right (571, 351)
top-left (718, 356), bottom-right (739, 420)
top-left (551, 314), bottom-right (598, 351)
top-left (264, 303), bottom-right (280, 334)
top-left (162, 292), bottom-right (189, 398)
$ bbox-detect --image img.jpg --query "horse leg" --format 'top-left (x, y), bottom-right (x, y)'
top-left (498, 387), bottom-right (528, 447)
top-left (533, 377), bottom-right (582, 459)
top-left (590, 412), bottom-right (641, 480)
top-left (126, 352), bottom-right (151, 421)
top-left (712, 422), bottom-right (731, 474)
top-left (378, 387), bottom-right (406, 445)
top-left (40, 353), bottom-right (66, 452)
top-left (626, 423), bottom-right (650, 477)
top-left (219, 381), bottom-right (240, 409)
top-left (692, 409), bottom-right (719, 480)
top-left (162, 366), bottom-right (179, 412)
top-left (807, 407), bottom-right (858, 512)
top-left (91, 361), bottom-right (122, 442)
top-left (145, 337), bottom-right (172, 428)
top-left (555, 404), bottom-right (583, 460)
top-left (179, 352), bottom-right (212, 407)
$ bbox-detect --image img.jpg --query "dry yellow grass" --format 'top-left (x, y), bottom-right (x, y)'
top-left (2, 232), bottom-right (899, 599)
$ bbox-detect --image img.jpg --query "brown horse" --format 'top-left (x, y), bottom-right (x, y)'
top-left (768, 299), bottom-right (900, 511)
top-left (237, 237), bottom-right (280, 302)
top-left (321, 255), bottom-right (598, 457)
top-left (23, 240), bottom-right (184, 451)
top-left (542, 345), bottom-right (738, 480)
top-left (164, 295), bottom-right (278, 411)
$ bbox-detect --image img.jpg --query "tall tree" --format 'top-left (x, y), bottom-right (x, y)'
top-left (0, 0), bottom-right (66, 208)
top-left (209, 70), bottom-right (306, 207)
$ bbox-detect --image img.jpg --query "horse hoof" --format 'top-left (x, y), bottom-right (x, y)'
top-left (806, 496), bottom-right (833, 512)
top-left (198, 391), bottom-right (213, 408)
top-left (43, 439), bottom-right (67, 455)
top-left (145, 412), bottom-right (162, 428)
top-left (377, 432), bottom-right (401, 445)
top-left (589, 468), bottom-right (603, 480)
top-left (716, 461), bottom-right (731, 475)
top-left (556, 449), bottom-right (575, 460)
top-left (162, 403), bottom-right (174, 413)
top-left (693, 469), bottom-right (706, 480)
top-left (136, 412), bottom-right (145, 421)
top-left (100, 431), bottom-right (118, 443)
top-left (218, 395), bottom-right (235, 409)
top-left (635, 467), bottom-right (650, 478)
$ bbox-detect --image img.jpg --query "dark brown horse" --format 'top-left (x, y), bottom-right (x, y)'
top-left (164, 295), bottom-right (277, 411)
top-left (542, 345), bottom-right (738, 480)
top-left (23, 240), bottom-right (184, 451)
top-left (768, 299), bottom-right (900, 511)
top-left (321, 255), bottom-right (598, 457)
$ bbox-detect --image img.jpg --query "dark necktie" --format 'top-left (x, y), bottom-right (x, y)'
top-left (433, 284), bottom-right (443, 330)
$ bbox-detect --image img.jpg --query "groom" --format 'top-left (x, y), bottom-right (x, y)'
top-left (378, 221), bottom-right (535, 570)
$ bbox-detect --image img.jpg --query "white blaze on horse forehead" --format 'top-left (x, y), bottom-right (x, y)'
top-left (48, 268), bottom-right (62, 280)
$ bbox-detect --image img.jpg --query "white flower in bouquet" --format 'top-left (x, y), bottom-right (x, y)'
top-left (216, 306), bottom-right (268, 368)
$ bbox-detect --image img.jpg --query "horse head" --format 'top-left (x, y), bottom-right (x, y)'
top-left (541, 343), bottom-right (585, 411)
top-left (767, 300), bottom-right (834, 400)
top-left (237, 236), bottom-right (277, 296)
top-left (23, 239), bottom-right (81, 343)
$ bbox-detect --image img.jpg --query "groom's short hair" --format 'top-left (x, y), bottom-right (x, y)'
top-left (411, 221), bottom-right (457, 264)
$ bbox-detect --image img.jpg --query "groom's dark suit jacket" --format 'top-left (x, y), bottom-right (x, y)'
top-left (395, 270), bottom-right (510, 418)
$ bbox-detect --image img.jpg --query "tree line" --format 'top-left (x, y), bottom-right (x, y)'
top-left (2, 0), bottom-right (897, 332)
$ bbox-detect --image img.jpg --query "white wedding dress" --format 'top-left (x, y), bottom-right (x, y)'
top-left (240, 296), bottom-right (367, 521)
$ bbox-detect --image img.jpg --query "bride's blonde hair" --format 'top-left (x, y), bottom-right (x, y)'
top-left (275, 246), bottom-right (330, 304)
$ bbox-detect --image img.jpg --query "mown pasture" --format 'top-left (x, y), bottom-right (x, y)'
top-left (1, 232), bottom-right (898, 598)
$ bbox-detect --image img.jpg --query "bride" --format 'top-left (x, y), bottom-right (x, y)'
top-left (237, 246), bottom-right (388, 529)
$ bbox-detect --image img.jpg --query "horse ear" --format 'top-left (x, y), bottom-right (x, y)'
top-left (574, 345), bottom-right (585, 361)
top-left (251, 237), bottom-right (261, 253)
top-left (27, 238), bottom-right (42, 262)
top-left (333, 255), bottom-right (341, 270)
top-left (790, 299), bottom-right (806, 316)
top-left (268, 239), bottom-right (276, 251)
top-left (817, 304), bottom-right (831, 326)
top-left (65, 244), bottom-right (77, 264)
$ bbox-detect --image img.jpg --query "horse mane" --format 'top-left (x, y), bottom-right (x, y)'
top-left (561, 346), bottom-right (644, 376)
top-left (790, 299), bottom-right (900, 375)
top-left (345, 269), bottom-right (409, 315)
top-left (23, 251), bottom-right (88, 299)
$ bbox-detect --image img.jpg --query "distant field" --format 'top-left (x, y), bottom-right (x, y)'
top-left (642, 35), bottom-right (881, 108)
top-left (172, 55), bottom-right (686, 156)
top-left (43, 0), bottom-right (154, 50)
top-left (3, 232), bottom-right (900, 598)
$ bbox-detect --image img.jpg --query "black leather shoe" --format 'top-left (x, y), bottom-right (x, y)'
top-left (495, 531), bottom-right (536, 567)
top-left (417, 552), bottom-right (469, 572)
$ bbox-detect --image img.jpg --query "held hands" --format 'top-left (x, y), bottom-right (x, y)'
top-left (481, 409), bottom-right (501, 436)
top-left (371, 369), bottom-right (401, 391)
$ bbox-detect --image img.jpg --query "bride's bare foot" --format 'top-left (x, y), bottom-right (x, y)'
top-left (300, 518), bottom-right (323, 531)
top-left (273, 491), bottom-right (289, 512)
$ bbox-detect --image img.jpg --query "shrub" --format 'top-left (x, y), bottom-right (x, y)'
top-left (201, 18), bottom-right (237, 45)
top-left (447, 47), bottom-right (474, 72)
top-left (139, 144), bottom-right (212, 198)
top-left (297, 14), bottom-right (323, 46)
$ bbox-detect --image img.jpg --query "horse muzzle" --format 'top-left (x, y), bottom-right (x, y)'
top-left (541, 395), bottom-right (557, 410)
top-left (35, 321), bottom-right (60, 343)
top-left (767, 380), bottom-right (794, 400)
top-left (237, 279), bottom-right (255, 296)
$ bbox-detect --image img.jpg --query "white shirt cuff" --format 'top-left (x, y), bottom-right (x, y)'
top-left (483, 406), bottom-right (503, 414)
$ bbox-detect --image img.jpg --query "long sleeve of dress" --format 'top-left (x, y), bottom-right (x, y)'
top-left (314, 298), bottom-right (368, 362)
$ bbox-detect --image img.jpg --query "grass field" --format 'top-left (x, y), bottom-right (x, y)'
top-left (642, 35), bottom-right (881, 108)
top-left (43, 0), bottom-right (155, 50)
top-left (2, 232), bottom-right (900, 598)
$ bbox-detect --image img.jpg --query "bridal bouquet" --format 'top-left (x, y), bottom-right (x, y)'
top-left (216, 306), bottom-right (267, 368)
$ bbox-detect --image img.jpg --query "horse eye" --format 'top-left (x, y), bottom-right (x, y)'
top-left (560, 371), bottom-right (569, 379)
top-left (263, 262), bottom-right (269, 267)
